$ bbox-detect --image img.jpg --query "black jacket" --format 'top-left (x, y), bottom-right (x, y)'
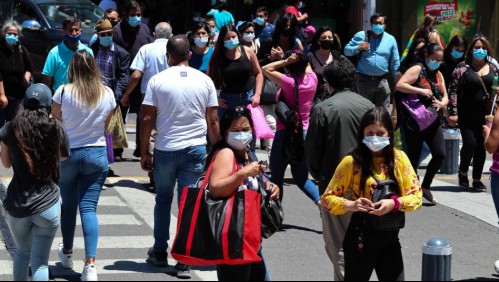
top-left (91, 42), bottom-right (130, 100)
top-left (305, 89), bottom-right (374, 194)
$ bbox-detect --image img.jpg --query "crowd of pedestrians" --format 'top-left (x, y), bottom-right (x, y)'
top-left (1, 0), bottom-right (499, 281)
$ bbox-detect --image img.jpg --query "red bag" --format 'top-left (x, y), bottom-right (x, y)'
top-left (171, 153), bottom-right (262, 266)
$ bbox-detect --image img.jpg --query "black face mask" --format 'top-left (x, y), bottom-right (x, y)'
top-left (110, 20), bottom-right (119, 27)
top-left (282, 28), bottom-right (292, 38)
top-left (320, 40), bottom-right (334, 50)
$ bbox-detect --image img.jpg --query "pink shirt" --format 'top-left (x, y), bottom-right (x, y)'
top-left (276, 71), bottom-right (318, 132)
top-left (491, 153), bottom-right (499, 175)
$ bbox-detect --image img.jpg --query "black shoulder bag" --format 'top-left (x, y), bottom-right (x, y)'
top-left (367, 174), bottom-right (405, 232)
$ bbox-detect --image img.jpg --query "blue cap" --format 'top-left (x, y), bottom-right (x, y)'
top-left (23, 83), bottom-right (52, 110)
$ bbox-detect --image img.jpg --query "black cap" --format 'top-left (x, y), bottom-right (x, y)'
top-left (23, 83), bottom-right (52, 110)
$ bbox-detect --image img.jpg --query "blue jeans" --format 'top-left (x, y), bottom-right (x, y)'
top-left (153, 145), bottom-right (206, 252)
top-left (7, 202), bottom-right (60, 281)
top-left (60, 147), bottom-right (108, 259)
top-left (270, 130), bottom-right (320, 204)
top-left (216, 251), bottom-right (271, 281)
top-left (491, 173), bottom-right (499, 225)
top-left (218, 90), bottom-right (252, 118)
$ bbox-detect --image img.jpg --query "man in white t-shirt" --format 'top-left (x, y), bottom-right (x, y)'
top-left (140, 35), bottom-right (219, 278)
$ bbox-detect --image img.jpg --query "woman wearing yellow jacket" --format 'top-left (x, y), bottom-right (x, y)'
top-left (321, 107), bottom-right (422, 281)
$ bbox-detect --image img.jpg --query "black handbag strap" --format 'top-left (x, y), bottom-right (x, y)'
top-left (278, 77), bottom-right (299, 111)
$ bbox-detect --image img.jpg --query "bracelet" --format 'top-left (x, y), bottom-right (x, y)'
top-left (391, 116), bottom-right (397, 120)
top-left (391, 195), bottom-right (401, 212)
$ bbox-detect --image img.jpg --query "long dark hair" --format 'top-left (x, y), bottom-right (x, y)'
top-left (444, 35), bottom-right (468, 61)
top-left (272, 13), bottom-right (299, 50)
top-left (309, 26), bottom-right (341, 52)
top-left (11, 105), bottom-right (61, 182)
top-left (414, 14), bottom-right (438, 42)
top-left (208, 25), bottom-right (239, 89)
top-left (350, 107), bottom-right (397, 197)
top-left (401, 37), bottom-right (426, 69)
top-left (205, 106), bottom-right (254, 169)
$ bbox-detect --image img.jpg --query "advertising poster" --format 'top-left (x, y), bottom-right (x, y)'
top-left (418, 0), bottom-right (477, 45)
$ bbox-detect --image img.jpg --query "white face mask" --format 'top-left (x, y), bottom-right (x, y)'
top-left (242, 33), bottom-right (255, 42)
top-left (227, 131), bottom-right (253, 150)
top-left (363, 136), bottom-right (390, 152)
top-left (194, 37), bottom-right (209, 48)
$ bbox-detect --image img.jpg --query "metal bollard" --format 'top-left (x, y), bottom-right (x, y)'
top-left (422, 238), bottom-right (452, 281)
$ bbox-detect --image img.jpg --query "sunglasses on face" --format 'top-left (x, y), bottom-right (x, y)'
top-left (100, 32), bottom-right (113, 37)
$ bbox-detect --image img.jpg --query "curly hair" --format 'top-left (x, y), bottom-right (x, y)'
top-left (323, 54), bottom-right (356, 91)
top-left (11, 105), bottom-right (61, 182)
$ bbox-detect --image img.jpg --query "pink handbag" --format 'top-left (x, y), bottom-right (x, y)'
top-left (247, 105), bottom-right (275, 139)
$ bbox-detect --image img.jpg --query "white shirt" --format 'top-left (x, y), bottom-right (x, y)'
top-left (143, 65), bottom-right (218, 152)
top-left (53, 85), bottom-right (117, 148)
top-left (99, 0), bottom-right (117, 11)
top-left (130, 38), bottom-right (169, 94)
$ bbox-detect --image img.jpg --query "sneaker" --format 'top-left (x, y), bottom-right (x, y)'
top-left (175, 262), bottom-right (192, 279)
top-left (81, 264), bottom-right (98, 281)
top-left (58, 244), bottom-right (73, 269)
top-left (472, 181), bottom-right (487, 192)
top-left (146, 247), bottom-right (168, 267)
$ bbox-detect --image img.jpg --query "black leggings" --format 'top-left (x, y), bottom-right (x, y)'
top-left (404, 121), bottom-right (446, 189)
top-left (343, 215), bottom-right (405, 281)
top-left (459, 121), bottom-right (487, 180)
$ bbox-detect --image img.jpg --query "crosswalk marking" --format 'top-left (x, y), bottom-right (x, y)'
top-left (0, 259), bottom-right (219, 280)
top-left (76, 214), bottom-right (142, 226)
top-left (98, 196), bottom-right (128, 207)
top-left (50, 236), bottom-right (153, 251)
top-left (0, 260), bottom-right (13, 275)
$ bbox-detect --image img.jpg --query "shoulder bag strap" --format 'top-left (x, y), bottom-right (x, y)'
top-left (293, 77), bottom-right (299, 111)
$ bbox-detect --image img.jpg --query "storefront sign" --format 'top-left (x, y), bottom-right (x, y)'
top-left (418, 0), bottom-right (477, 44)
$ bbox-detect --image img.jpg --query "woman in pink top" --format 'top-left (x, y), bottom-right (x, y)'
top-left (262, 50), bottom-right (320, 207)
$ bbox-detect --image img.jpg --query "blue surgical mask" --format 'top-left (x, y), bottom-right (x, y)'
top-left (100, 36), bottom-right (113, 47)
top-left (473, 48), bottom-right (488, 61)
top-left (451, 49), bottom-right (464, 60)
top-left (211, 28), bottom-right (217, 36)
top-left (194, 37), bottom-right (209, 48)
top-left (242, 33), bottom-right (255, 42)
top-left (427, 59), bottom-right (442, 71)
top-left (224, 39), bottom-right (239, 50)
top-left (128, 16), bottom-right (141, 27)
top-left (5, 34), bottom-right (18, 45)
top-left (372, 24), bottom-right (385, 35)
top-left (255, 17), bottom-right (265, 26)
top-left (64, 33), bottom-right (81, 45)
top-left (363, 136), bottom-right (390, 153)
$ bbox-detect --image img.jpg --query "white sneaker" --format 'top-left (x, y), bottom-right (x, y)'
top-left (58, 244), bottom-right (73, 269)
top-left (494, 260), bottom-right (499, 273)
top-left (81, 264), bottom-right (98, 281)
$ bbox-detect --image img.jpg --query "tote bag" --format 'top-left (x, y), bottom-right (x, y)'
top-left (171, 154), bottom-right (262, 266)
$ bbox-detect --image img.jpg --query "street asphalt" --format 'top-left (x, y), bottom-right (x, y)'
top-left (1, 114), bottom-right (499, 281)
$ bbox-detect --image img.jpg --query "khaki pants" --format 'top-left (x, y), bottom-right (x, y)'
top-left (321, 207), bottom-right (352, 281)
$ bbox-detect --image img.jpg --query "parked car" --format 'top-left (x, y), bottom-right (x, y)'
top-left (0, 0), bottom-right (103, 82)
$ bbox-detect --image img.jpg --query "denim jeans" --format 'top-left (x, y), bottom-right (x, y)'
top-left (152, 145), bottom-right (206, 252)
top-left (216, 251), bottom-right (271, 281)
top-left (491, 173), bottom-right (499, 225)
top-left (270, 130), bottom-right (320, 203)
top-left (60, 147), bottom-right (108, 259)
top-left (7, 202), bottom-right (60, 281)
top-left (218, 90), bottom-right (252, 118)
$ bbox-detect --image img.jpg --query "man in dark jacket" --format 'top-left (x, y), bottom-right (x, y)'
top-left (305, 55), bottom-right (373, 281)
top-left (91, 19), bottom-right (130, 162)
top-left (113, 0), bottom-right (152, 158)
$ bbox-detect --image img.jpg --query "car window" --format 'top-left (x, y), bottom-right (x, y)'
top-left (13, 1), bottom-right (41, 25)
top-left (38, 2), bottom-right (103, 32)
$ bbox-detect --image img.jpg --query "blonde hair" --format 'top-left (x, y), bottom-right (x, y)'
top-left (67, 50), bottom-right (106, 108)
